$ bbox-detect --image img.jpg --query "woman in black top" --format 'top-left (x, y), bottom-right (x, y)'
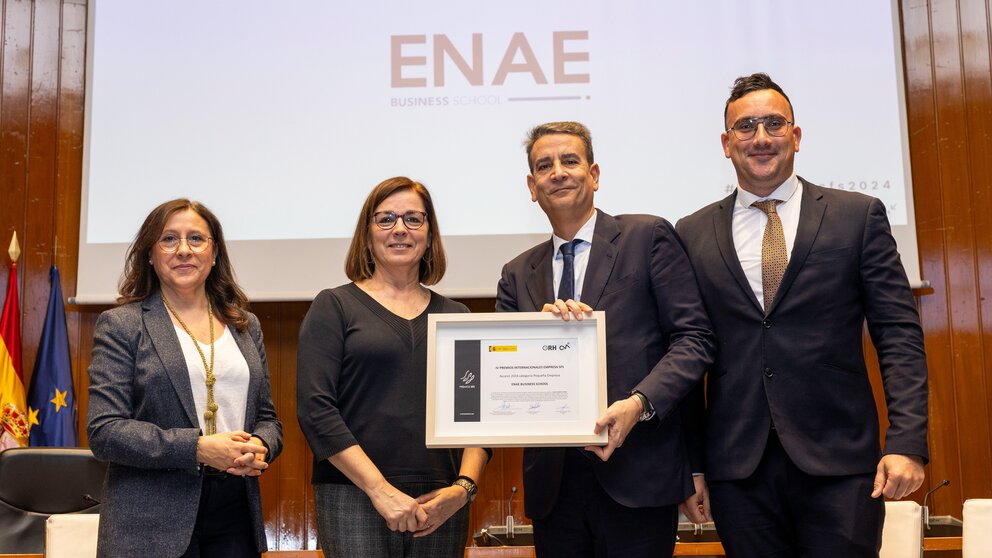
top-left (297, 177), bottom-right (489, 557)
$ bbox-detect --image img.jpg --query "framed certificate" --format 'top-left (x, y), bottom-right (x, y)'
top-left (426, 311), bottom-right (608, 448)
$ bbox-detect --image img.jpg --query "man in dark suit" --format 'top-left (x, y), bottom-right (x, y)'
top-left (675, 73), bottom-right (929, 557)
top-left (496, 121), bottom-right (716, 557)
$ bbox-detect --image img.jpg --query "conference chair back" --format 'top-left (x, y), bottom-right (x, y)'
top-left (0, 447), bottom-right (107, 553)
top-left (880, 500), bottom-right (923, 558)
top-left (963, 498), bottom-right (992, 558)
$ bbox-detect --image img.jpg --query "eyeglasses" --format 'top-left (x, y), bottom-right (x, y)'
top-left (372, 211), bottom-right (428, 230)
top-left (158, 233), bottom-right (213, 253)
top-left (727, 116), bottom-right (793, 141)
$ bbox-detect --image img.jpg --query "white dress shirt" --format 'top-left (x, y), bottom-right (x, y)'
top-left (552, 211), bottom-right (597, 302)
top-left (176, 325), bottom-right (250, 434)
top-left (732, 175), bottom-right (803, 311)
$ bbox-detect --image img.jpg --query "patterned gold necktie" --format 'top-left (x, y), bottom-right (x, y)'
top-left (751, 200), bottom-right (787, 312)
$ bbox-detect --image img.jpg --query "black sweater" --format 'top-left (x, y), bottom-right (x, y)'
top-left (297, 283), bottom-right (471, 485)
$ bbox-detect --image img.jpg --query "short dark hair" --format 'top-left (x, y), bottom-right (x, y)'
top-left (118, 198), bottom-right (251, 332)
top-left (524, 121), bottom-right (594, 173)
top-left (724, 73), bottom-right (795, 127)
top-left (345, 176), bottom-right (447, 285)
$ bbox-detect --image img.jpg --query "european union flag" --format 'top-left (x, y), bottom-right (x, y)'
top-left (27, 266), bottom-right (77, 446)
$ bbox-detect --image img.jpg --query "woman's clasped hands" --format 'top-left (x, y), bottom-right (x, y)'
top-left (196, 430), bottom-right (269, 476)
top-left (368, 480), bottom-right (467, 536)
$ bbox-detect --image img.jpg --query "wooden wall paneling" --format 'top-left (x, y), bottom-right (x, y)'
top-left (957, 0), bottom-right (992, 501)
top-left (965, 0), bottom-right (992, 499)
top-left (254, 302), bottom-right (286, 550)
top-left (55, 0), bottom-right (88, 442)
top-left (22, 0), bottom-right (61, 384)
top-left (928, 0), bottom-right (992, 511)
top-left (255, 301), bottom-right (318, 551)
top-left (0, 0), bottom-right (32, 332)
top-left (900, 0), bottom-right (966, 516)
top-left (72, 305), bottom-right (100, 446)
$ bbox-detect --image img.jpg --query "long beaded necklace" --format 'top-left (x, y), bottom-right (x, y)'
top-left (162, 294), bottom-right (218, 435)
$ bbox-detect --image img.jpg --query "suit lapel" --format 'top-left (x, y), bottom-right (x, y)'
top-left (143, 291), bottom-right (201, 429)
top-left (579, 209), bottom-right (620, 310)
top-left (767, 178), bottom-right (825, 315)
top-left (525, 240), bottom-right (555, 310)
top-left (713, 193), bottom-right (764, 314)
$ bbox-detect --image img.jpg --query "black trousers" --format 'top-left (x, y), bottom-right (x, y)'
top-left (533, 449), bottom-right (678, 558)
top-left (180, 474), bottom-right (260, 558)
top-left (708, 431), bottom-right (884, 558)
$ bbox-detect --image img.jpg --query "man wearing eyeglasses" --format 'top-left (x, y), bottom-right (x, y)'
top-left (675, 73), bottom-right (929, 557)
top-left (496, 121), bottom-right (716, 557)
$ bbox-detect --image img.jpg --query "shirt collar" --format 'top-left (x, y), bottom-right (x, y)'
top-left (552, 210), bottom-right (598, 255)
top-left (735, 174), bottom-right (799, 209)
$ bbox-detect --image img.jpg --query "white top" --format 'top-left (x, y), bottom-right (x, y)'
top-left (174, 325), bottom-right (250, 434)
top-left (732, 175), bottom-right (803, 311)
top-left (551, 211), bottom-right (598, 302)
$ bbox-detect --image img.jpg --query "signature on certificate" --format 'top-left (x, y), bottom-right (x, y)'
top-left (527, 402), bottom-right (542, 414)
top-left (556, 403), bottom-right (571, 415)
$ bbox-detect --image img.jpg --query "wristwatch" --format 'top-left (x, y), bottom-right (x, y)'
top-left (452, 475), bottom-right (478, 503)
top-left (631, 390), bottom-right (656, 422)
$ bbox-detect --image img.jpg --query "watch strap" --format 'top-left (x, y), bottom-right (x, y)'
top-left (631, 390), bottom-right (656, 422)
top-left (453, 475), bottom-right (477, 503)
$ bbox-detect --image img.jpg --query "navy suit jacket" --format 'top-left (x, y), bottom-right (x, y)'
top-left (496, 210), bottom-right (715, 518)
top-left (675, 179), bottom-right (928, 481)
top-left (86, 291), bottom-right (283, 557)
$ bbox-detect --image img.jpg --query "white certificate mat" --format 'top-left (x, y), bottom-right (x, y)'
top-left (426, 312), bottom-right (607, 447)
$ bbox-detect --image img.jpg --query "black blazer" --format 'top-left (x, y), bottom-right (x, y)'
top-left (496, 210), bottom-right (715, 518)
top-left (675, 179), bottom-right (928, 482)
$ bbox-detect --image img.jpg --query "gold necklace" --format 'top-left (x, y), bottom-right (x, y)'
top-left (162, 294), bottom-right (218, 435)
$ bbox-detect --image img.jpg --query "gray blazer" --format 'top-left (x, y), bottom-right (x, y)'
top-left (86, 291), bottom-right (282, 558)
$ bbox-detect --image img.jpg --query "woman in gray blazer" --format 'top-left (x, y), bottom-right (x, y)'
top-left (86, 198), bottom-right (282, 558)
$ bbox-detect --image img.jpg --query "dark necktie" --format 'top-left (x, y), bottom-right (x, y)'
top-left (558, 239), bottom-right (581, 301)
top-left (751, 199), bottom-right (787, 312)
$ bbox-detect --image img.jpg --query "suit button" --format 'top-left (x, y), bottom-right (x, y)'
top-left (762, 319), bottom-right (772, 329)
top-left (764, 367), bottom-right (774, 378)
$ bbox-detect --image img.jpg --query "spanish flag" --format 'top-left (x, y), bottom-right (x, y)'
top-left (0, 232), bottom-right (29, 449)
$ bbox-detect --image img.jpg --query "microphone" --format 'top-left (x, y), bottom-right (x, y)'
top-left (83, 493), bottom-right (102, 505)
top-left (923, 479), bottom-right (950, 530)
top-left (506, 486), bottom-right (517, 539)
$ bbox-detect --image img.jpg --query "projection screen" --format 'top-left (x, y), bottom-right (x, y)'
top-left (76, 0), bottom-right (922, 302)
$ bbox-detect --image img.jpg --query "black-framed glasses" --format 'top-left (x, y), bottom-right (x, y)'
top-left (158, 233), bottom-right (212, 253)
top-left (372, 211), bottom-right (428, 230)
top-left (727, 116), bottom-right (793, 140)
